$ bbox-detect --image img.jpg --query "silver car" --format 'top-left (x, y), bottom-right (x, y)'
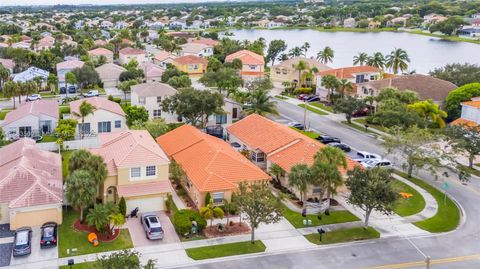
top-left (140, 213), bottom-right (164, 240)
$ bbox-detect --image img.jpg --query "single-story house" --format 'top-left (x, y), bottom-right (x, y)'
top-left (12, 67), bottom-right (49, 84)
top-left (95, 63), bottom-right (127, 88)
top-left (157, 125), bottom-right (270, 208)
top-left (172, 55), bottom-right (208, 77)
top-left (0, 139), bottom-right (63, 230)
top-left (88, 47), bottom-right (114, 63)
top-left (187, 37), bottom-right (219, 47)
top-left (131, 81), bottom-right (178, 122)
top-left (225, 50), bottom-right (265, 81)
top-left (90, 130), bottom-right (171, 212)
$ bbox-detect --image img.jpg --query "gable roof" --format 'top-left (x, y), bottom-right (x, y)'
top-left (318, 66), bottom-right (380, 79)
top-left (180, 43), bottom-right (212, 54)
top-left (225, 49), bottom-right (264, 65)
top-left (189, 37), bottom-right (219, 46)
top-left (70, 97), bottom-right (126, 117)
top-left (88, 47), bottom-right (113, 56)
top-left (56, 60), bottom-right (84, 72)
top-left (0, 139), bottom-right (62, 208)
top-left (154, 51), bottom-right (176, 62)
top-left (0, 58), bottom-right (14, 70)
top-left (157, 125), bottom-right (269, 192)
top-left (140, 62), bottom-right (164, 78)
top-left (131, 81), bottom-right (177, 98)
top-left (95, 63), bottom-right (127, 80)
top-left (273, 57), bottom-right (332, 72)
top-left (90, 130), bottom-right (169, 176)
top-left (173, 55), bottom-right (208, 65)
top-left (2, 100), bottom-right (59, 126)
top-left (119, 47), bottom-right (145, 55)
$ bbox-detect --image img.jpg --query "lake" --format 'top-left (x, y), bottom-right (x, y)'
top-left (223, 29), bottom-right (480, 74)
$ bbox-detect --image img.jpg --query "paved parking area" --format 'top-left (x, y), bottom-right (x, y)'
top-left (0, 242), bottom-right (12, 267)
top-left (9, 227), bottom-right (58, 267)
top-left (126, 211), bottom-right (180, 247)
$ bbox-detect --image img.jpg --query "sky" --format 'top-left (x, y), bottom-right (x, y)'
top-left (1, 0), bottom-right (230, 6)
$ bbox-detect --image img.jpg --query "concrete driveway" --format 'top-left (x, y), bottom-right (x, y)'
top-left (126, 211), bottom-right (180, 247)
top-left (9, 226), bottom-right (58, 266)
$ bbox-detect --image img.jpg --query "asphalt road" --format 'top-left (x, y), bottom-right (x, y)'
top-left (178, 100), bottom-right (480, 269)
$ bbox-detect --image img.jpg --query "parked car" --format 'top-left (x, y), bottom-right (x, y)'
top-left (12, 227), bottom-right (32, 257)
top-left (297, 94), bottom-right (310, 101)
top-left (354, 151), bottom-right (381, 163)
top-left (361, 159), bottom-right (393, 169)
top-left (83, 90), bottom-right (99, 97)
top-left (351, 107), bottom-right (369, 118)
top-left (328, 142), bottom-right (351, 152)
top-left (40, 222), bottom-right (57, 248)
top-left (287, 121), bottom-right (305, 130)
top-left (304, 95), bottom-right (320, 102)
top-left (140, 213), bottom-right (164, 240)
top-left (316, 135), bottom-right (341, 144)
top-left (60, 87), bottom-right (66, 94)
top-left (230, 142), bottom-right (242, 151)
top-left (68, 86), bottom-right (77, 94)
top-left (26, 94), bottom-right (42, 101)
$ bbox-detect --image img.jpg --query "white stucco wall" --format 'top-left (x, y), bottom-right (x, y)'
top-left (72, 109), bottom-right (127, 135)
top-left (2, 114), bottom-right (58, 139)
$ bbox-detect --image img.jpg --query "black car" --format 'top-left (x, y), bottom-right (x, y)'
top-left (40, 222), bottom-right (57, 248)
top-left (328, 142), bottom-right (351, 152)
top-left (13, 227), bottom-right (32, 257)
top-left (60, 87), bottom-right (66, 94)
top-left (316, 135), bottom-right (341, 144)
top-left (304, 95), bottom-right (320, 102)
top-left (68, 86), bottom-right (77, 94)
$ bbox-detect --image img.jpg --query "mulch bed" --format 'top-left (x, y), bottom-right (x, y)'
top-left (73, 220), bottom-right (120, 242)
top-left (204, 222), bottom-right (250, 238)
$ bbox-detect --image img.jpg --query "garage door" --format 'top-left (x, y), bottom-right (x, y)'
top-left (103, 80), bottom-right (118, 88)
top-left (11, 208), bottom-right (61, 230)
top-left (126, 195), bottom-right (164, 213)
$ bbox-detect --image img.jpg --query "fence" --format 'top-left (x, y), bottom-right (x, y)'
top-left (36, 137), bottom-right (100, 152)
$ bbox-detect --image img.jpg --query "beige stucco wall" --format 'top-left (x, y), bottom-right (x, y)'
top-left (117, 163), bottom-right (169, 186)
top-left (71, 109), bottom-right (127, 135)
top-left (9, 205), bottom-right (62, 230)
top-left (119, 54), bottom-right (146, 65)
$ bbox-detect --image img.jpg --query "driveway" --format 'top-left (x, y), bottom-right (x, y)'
top-left (104, 87), bottom-right (124, 98)
top-left (9, 227), bottom-right (58, 267)
top-left (126, 211), bottom-right (180, 247)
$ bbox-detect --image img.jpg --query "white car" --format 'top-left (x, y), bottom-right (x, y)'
top-left (83, 90), bottom-right (99, 97)
top-left (287, 122), bottom-right (305, 130)
top-left (361, 159), bottom-right (393, 169)
top-left (354, 151), bottom-right (381, 163)
top-left (26, 94), bottom-right (42, 101)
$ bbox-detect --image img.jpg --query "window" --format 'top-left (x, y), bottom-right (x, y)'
top-left (249, 65), bottom-right (256, 70)
top-left (215, 114), bottom-right (227, 124)
top-left (98, 121), bottom-right (111, 133)
top-left (78, 123), bottom-right (90, 135)
top-left (370, 75), bottom-right (376, 81)
top-left (313, 187), bottom-right (322, 194)
top-left (212, 192), bottom-right (223, 204)
top-left (194, 64), bottom-right (198, 70)
top-left (130, 167), bottom-right (141, 178)
top-left (232, 108), bottom-right (238, 119)
top-left (139, 97), bottom-right (146, 105)
top-left (115, 120), bottom-right (121, 128)
top-left (153, 109), bottom-right (162, 118)
top-left (156, 96), bottom-right (162, 103)
top-left (146, 166), bottom-right (156, 176)
top-left (275, 69), bottom-right (281, 74)
top-left (252, 152), bottom-right (265, 162)
top-left (355, 74), bottom-right (365, 83)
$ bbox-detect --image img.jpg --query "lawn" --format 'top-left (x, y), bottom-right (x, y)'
top-left (281, 204), bottom-right (359, 228)
top-left (459, 164), bottom-right (480, 178)
top-left (275, 95), bottom-right (288, 100)
top-left (395, 171), bottom-right (460, 233)
top-left (59, 209), bottom-right (133, 258)
top-left (353, 118), bottom-right (387, 133)
top-left (0, 110), bottom-right (10, 120)
top-left (41, 134), bottom-right (58, 143)
top-left (342, 121), bottom-right (378, 137)
top-left (290, 127), bottom-right (319, 139)
top-left (59, 261), bottom-right (97, 269)
top-left (309, 102), bottom-right (333, 113)
top-left (298, 104), bottom-right (328, 115)
top-left (305, 227), bottom-right (380, 245)
top-left (185, 241), bottom-right (266, 260)
top-left (391, 179), bottom-right (426, 217)
top-left (61, 150), bottom-right (73, 179)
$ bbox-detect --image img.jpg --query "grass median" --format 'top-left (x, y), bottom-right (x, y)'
top-left (395, 171), bottom-right (460, 233)
top-left (298, 104), bottom-right (328, 115)
top-left (186, 241), bottom-right (266, 260)
top-left (391, 179), bottom-right (426, 217)
top-left (281, 204), bottom-right (359, 228)
top-left (305, 227), bottom-right (380, 245)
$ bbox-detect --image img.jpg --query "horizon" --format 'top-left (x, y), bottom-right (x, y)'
top-left (1, 0), bottom-right (244, 7)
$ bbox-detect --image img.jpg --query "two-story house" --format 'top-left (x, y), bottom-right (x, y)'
top-left (88, 47), bottom-right (114, 64)
top-left (270, 57), bottom-right (331, 88)
top-left (56, 60), bottom-right (84, 85)
top-left (316, 66), bottom-right (381, 96)
top-left (154, 51), bottom-right (177, 68)
top-left (90, 130), bottom-right (171, 213)
top-left (171, 55), bottom-right (208, 77)
top-left (179, 43), bottom-right (214, 58)
top-left (452, 97), bottom-right (480, 128)
top-left (119, 47), bottom-right (146, 65)
top-left (225, 50), bottom-right (265, 81)
top-left (131, 81), bottom-right (178, 122)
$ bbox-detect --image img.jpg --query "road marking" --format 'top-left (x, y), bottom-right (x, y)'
top-left (368, 253), bottom-right (480, 269)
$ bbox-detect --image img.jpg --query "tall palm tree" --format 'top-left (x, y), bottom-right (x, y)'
top-left (320, 75), bottom-right (340, 102)
top-left (65, 170), bottom-right (97, 223)
top-left (294, 60), bottom-right (309, 88)
top-left (0, 64), bottom-right (10, 90)
top-left (243, 89), bottom-right (279, 116)
top-left (269, 163), bottom-right (285, 185)
top-left (73, 101), bottom-right (96, 139)
top-left (385, 48), bottom-right (410, 74)
top-left (3, 81), bottom-right (18, 108)
top-left (353, 52), bottom-right (368, 66)
top-left (288, 164), bottom-right (315, 203)
top-left (312, 147), bottom-right (347, 207)
top-left (367, 52), bottom-right (385, 70)
top-left (301, 42), bottom-right (310, 57)
top-left (408, 99), bottom-right (447, 128)
top-left (288, 46), bottom-right (303, 58)
top-left (316, 46), bottom-right (334, 64)
top-left (337, 79), bottom-right (354, 97)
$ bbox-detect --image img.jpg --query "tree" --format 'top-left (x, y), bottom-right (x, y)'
top-left (199, 200), bottom-right (225, 228)
top-left (446, 125), bottom-right (480, 169)
top-left (385, 48), bottom-right (410, 74)
top-left (243, 88), bottom-right (278, 116)
top-left (161, 65), bottom-right (188, 83)
top-left (353, 52), bottom-right (368, 66)
top-left (199, 68), bottom-right (242, 96)
top-left (73, 101), bottom-right (96, 139)
top-left (97, 249), bottom-right (155, 269)
top-left (337, 79), bottom-right (353, 97)
top-left (118, 79), bottom-right (138, 102)
top-left (3, 81), bottom-right (18, 108)
top-left (429, 16), bottom-right (464, 36)
top-left (235, 181), bottom-right (282, 244)
top-left (131, 119), bottom-right (171, 138)
top-left (301, 42), bottom-right (310, 57)
top-left (166, 75), bottom-right (192, 89)
top-left (269, 163), bottom-right (285, 185)
top-left (316, 46), bottom-right (334, 64)
top-left (204, 192), bottom-right (211, 207)
top-left (445, 83), bottom-right (480, 120)
top-left (266, 40), bottom-right (287, 66)
top-left (408, 99), bottom-right (447, 128)
top-left (65, 72), bottom-right (77, 89)
top-left (161, 87), bottom-right (224, 128)
top-left (68, 149), bottom-right (107, 197)
top-left (65, 170), bottom-right (97, 222)
top-left (47, 73), bottom-right (58, 93)
top-left (367, 52), bottom-right (385, 69)
top-left (55, 119), bottom-right (77, 141)
top-left (346, 167), bottom-right (397, 227)
top-left (333, 96), bottom-right (366, 124)
top-left (320, 75), bottom-right (340, 101)
top-left (288, 46), bottom-right (302, 58)
top-left (288, 164), bottom-right (315, 202)
top-left (0, 64), bottom-right (10, 90)
top-left (119, 196), bottom-right (127, 217)
top-left (312, 147), bottom-right (347, 206)
top-left (87, 203), bottom-right (110, 234)
top-left (72, 65), bottom-right (101, 89)
top-left (294, 60), bottom-right (309, 88)
top-left (124, 105), bottom-right (149, 126)
top-left (429, 63), bottom-right (480, 87)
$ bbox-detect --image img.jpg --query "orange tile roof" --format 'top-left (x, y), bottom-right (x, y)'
top-left (157, 125), bottom-right (269, 192)
top-left (461, 100), bottom-right (480, 109)
top-left (173, 55), bottom-right (208, 65)
top-left (119, 47), bottom-right (144, 55)
top-left (450, 118), bottom-right (478, 128)
top-left (318, 66), bottom-right (380, 79)
top-left (225, 49), bottom-right (264, 65)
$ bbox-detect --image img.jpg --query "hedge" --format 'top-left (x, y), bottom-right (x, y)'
top-left (172, 209), bottom-right (207, 235)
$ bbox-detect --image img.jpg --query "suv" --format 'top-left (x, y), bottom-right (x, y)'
top-left (354, 151), bottom-right (381, 163)
top-left (40, 222), bottom-right (57, 248)
top-left (361, 159), bottom-right (392, 169)
top-left (83, 90), bottom-right (99, 97)
top-left (13, 227), bottom-right (32, 257)
top-left (68, 86), bottom-right (77, 94)
top-left (27, 94), bottom-right (42, 101)
top-left (140, 213), bottom-right (164, 240)
top-left (316, 135), bottom-right (341, 144)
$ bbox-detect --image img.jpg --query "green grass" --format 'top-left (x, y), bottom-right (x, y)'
top-left (391, 179), bottom-right (426, 217)
top-left (459, 164), bottom-right (480, 178)
top-left (59, 262), bottom-right (97, 269)
top-left (342, 121), bottom-right (378, 137)
top-left (59, 209), bottom-right (133, 258)
top-left (395, 171), bottom-right (461, 233)
top-left (353, 118), bottom-right (387, 133)
top-left (59, 106), bottom-right (70, 118)
top-left (407, 30), bottom-right (480, 45)
top-left (298, 104), bottom-right (328, 115)
top-left (290, 127), bottom-right (319, 139)
top-left (40, 134), bottom-right (58, 143)
top-left (61, 150), bottom-right (73, 179)
top-left (281, 204), bottom-right (359, 228)
top-left (0, 110), bottom-right (9, 120)
top-left (309, 102), bottom-right (333, 112)
top-left (185, 240), bottom-right (266, 260)
top-left (305, 227), bottom-right (380, 245)
top-left (275, 95), bottom-right (288, 100)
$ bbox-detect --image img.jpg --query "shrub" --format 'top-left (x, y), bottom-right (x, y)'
top-left (119, 197), bottom-right (126, 216)
top-left (108, 95), bottom-right (114, 101)
top-left (204, 192), bottom-right (211, 206)
top-left (172, 209), bottom-right (207, 235)
top-left (294, 87), bottom-right (313, 95)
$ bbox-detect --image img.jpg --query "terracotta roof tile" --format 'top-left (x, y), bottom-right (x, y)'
top-left (2, 100), bottom-right (58, 126)
top-left (225, 50), bottom-right (264, 65)
top-left (173, 55), bottom-right (208, 65)
top-left (88, 47), bottom-right (113, 56)
top-left (451, 118), bottom-right (477, 127)
top-left (318, 66), bottom-right (380, 79)
top-left (70, 97), bottom-right (126, 117)
top-left (119, 47), bottom-right (145, 55)
top-left (117, 181), bottom-right (171, 197)
top-left (462, 100), bottom-right (480, 109)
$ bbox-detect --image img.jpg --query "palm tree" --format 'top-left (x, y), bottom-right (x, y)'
top-left (407, 99), bottom-right (447, 128)
top-left (320, 75), bottom-right (340, 102)
top-left (0, 64), bottom-right (10, 90)
top-left (47, 73), bottom-right (58, 93)
top-left (312, 147), bottom-right (347, 207)
top-left (3, 81), bottom-right (18, 108)
top-left (316, 46), bottom-right (334, 64)
top-left (353, 52), bottom-right (368, 66)
top-left (86, 203), bottom-right (110, 234)
top-left (269, 163), bottom-right (285, 185)
top-left (200, 200), bottom-right (225, 228)
top-left (337, 79), bottom-right (353, 97)
top-left (288, 164), bottom-right (315, 203)
top-left (385, 48), bottom-right (410, 74)
top-left (288, 46), bottom-right (303, 58)
top-left (294, 60), bottom-right (309, 88)
top-left (73, 101), bottom-right (96, 139)
top-left (301, 42), bottom-right (310, 57)
top-left (244, 89), bottom-right (279, 116)
top-left (118, 79), bottom-right (138, 102)
top-left (65, 170), bottom-right (97, 223)
top-left (367, 52), bottom-right (385, 70)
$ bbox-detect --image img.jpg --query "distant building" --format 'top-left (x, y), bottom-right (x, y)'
top-left (343, 18), bottom-right (357, 28)
top-left (12, 67), bottom-right (49, 83)
top-left (88, 48), bottom-right (114, 63)
top-left (225, 50), bottom-right (265, 81)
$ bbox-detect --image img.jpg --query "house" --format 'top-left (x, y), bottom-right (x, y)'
top-left (35, 35), bottom-right (55, 51)
top-left (119, 47), bottom-right (146, 65)
top-left (451, 97), bottom-right (480, 128)
top-left (387, 17), bottom-right (407, 27)
top-left (172, 55), bottom-right (208, 77)
top-left (0, 139), bottom-right (63, 230)
top-left (169, 20), bottom-right (187, 30)
top-left (88, 47), bottom-right (114, 63)
top-left (267, 19), bottom-right (285, 28)
top-left (316, 66), bottom-right (381, 94)
top-left (1, 100), bottom-right (59, 140)
top-left (95, 63), bottom-right (127, 88)
top-left (187, 37), bottom-right (219, 47)
top-left (179, 43), bottom-right (214, 58)
top-left (357, 74), bottom-right (457, 105)
top-left (56, 60), bottom-right (84, 84)
top-left (94, 39), bottom-right (108, 47)
top-left (343, 18), bottom-right (357, 28)
top-left (225, 50), bottom-right (265, 80)
top-left (100, 20), bottom-right (114, 29)
top-left (368, 20), bottom-right (381, 29)
top-left (226, 114), bottom-right (357, 200)
top-left (69, 97), bottom-right (127, 135)
top-left (140, 62), bottom-right (164, 83)
top-left (114, 21), bottom-right (129, 30)
top-left (131, 82), bottom-right (178, 122)
top-left (157, 125), bottom-right (269, 208)
top-left (0, 58), bottom-right (14, 73)
top-left (154, 51), bottom-right (176, 68)
top-left (12, 67), bottom-right (49, 83)
top-left (423, 13), bottom-right (447, 24)
top-left (271, 57), bottom-right (331, 87)
top-left (206, 98), bottom-right (242, 128)
top-left (90, 130), bottom-right (171, 212)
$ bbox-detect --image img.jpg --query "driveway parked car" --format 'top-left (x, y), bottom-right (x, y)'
top-left (68, 86), bottom-right (77, 94)
top-left (361, 159), bottom-right (393, 169)
top-left (12, 227), bottom-right (32, 257)
top-left (26, 94), bottom-right (42, 101)
top-left (354, 151), bottom-right (381, 163)
top-left (316, 135), bottom-right (341, 144)
top-left (83, 90), bottom-right (99, 97)
top-left (287, 122), bottom-right (305, 130)
top-left (297, 94), bottom-right (309, 101)
top-left (60, 87), bottom-right (66, 94)
top-left (230, 142), bottom-right (242, 151)
top-left (328, 142), bottom-right (351, 152)
top-left (40, 223), bottom-right (57, 248)
top-left (304, 95), bottom-right (320, 102)
top-left (352, 107), bottom-right (369, 118)
top-left (140, 213), bottom-right (164, 240)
